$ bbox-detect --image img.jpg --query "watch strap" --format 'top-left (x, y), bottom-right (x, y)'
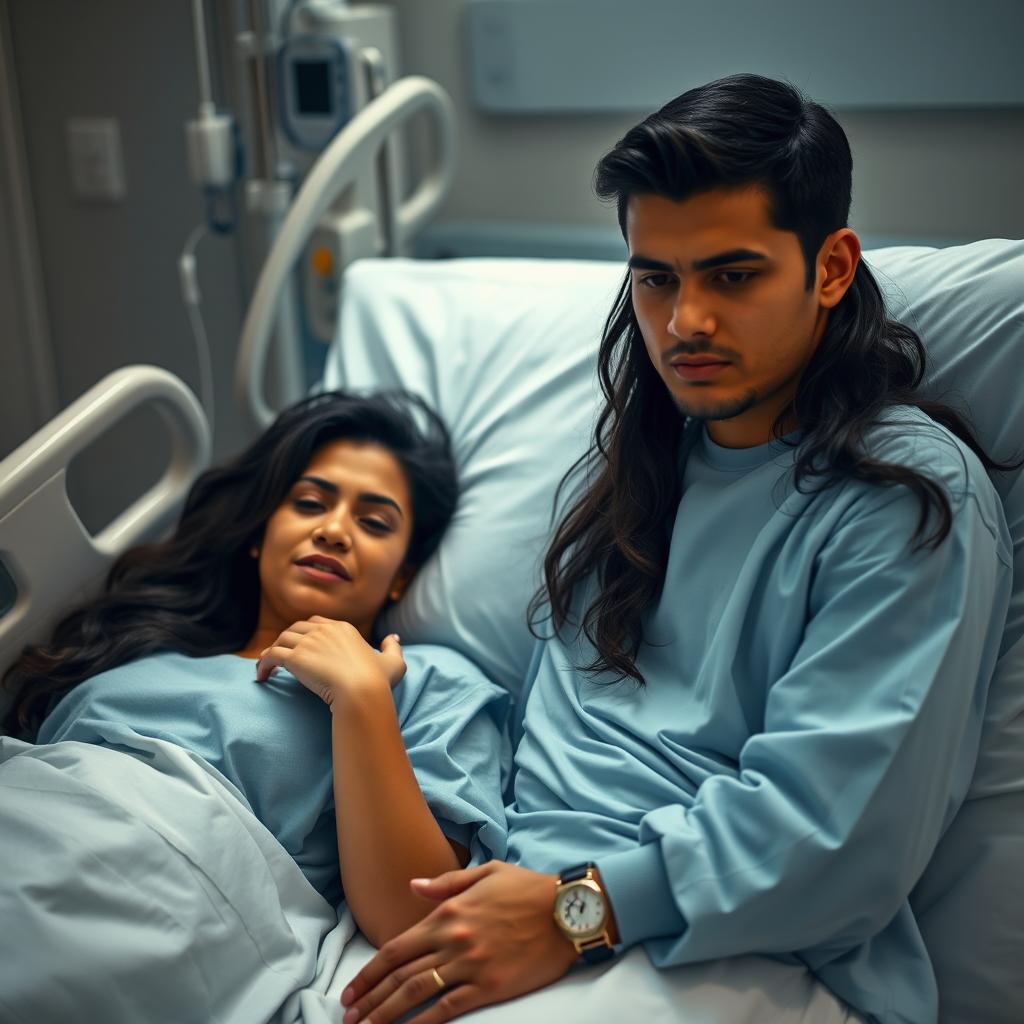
top-left (579, 941), bottom-right (615, 964)
top-left (558, 861), bottom-right (596, 884)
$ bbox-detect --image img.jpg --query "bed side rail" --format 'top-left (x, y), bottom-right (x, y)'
top-left (236, 75), bottom-right (456, 432)
top-left (0, 365), bottom-right (210, 689)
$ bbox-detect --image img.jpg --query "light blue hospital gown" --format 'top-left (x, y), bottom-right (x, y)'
top-left (507, 406), bottom-right (1013, 1024)
top-left (37, 643), bottom-right (511, 906)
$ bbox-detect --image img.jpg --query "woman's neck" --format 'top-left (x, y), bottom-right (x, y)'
top-left (233, 626), bottom-right (282, 660)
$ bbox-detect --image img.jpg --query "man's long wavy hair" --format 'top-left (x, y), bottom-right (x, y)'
top-left (2, 390), bottom-right (458, 739)
top-left (528, 73), bottom-right (1018, 688)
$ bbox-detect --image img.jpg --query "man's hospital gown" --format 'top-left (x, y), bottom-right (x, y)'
top-left (508, 406), bottom-right (1012, 1024)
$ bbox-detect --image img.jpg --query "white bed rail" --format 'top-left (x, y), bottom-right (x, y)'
top-left (236, 75), bottom-right (457, 432)
top-left (0, 365), bottom-right (210, 682)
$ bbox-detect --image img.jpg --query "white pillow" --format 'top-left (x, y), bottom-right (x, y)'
top-left (322, 243), bottom-right (1024, 1020)
top-left (322, 258), bottom-right (622, 698)
top-left (864, 240), bottom-right (1024, 1023)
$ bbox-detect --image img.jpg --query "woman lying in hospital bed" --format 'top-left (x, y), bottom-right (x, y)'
top-left (0, 389), bottom-right (508, 1022)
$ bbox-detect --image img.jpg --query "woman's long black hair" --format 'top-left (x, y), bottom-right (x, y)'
top-left (528, 73), bottom-right (1021, 688)
top-left (2, 389), bottom-right (458, 738)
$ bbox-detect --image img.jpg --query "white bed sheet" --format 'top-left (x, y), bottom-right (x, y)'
top-left (0, 732), bottom-right (864, 1024)
top-left (331, 930), bottom-right (866, 1024)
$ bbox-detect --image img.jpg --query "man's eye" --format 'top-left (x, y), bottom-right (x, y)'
top-left (714, 269), bottom-right (755, 286)
top-left (639, 273), bottom-right (673, 289)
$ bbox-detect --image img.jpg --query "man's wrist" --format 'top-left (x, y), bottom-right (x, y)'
top-left (596, 844), bottom-right (686, 946)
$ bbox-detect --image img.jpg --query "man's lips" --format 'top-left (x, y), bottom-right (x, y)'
top-left (670, 359), bottom-right (730, 381)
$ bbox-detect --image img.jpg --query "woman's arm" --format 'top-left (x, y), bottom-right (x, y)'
top-left (256, 617), bottom-right (466, 947)
top-left (330, 680), bottom-right (467, 945)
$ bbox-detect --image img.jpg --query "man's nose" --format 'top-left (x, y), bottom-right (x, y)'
top-left (668, 284), bottom-right (715, 340)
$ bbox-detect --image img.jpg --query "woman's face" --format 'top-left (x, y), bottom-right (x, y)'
top-left (254, 439), bottom-right (415, 640)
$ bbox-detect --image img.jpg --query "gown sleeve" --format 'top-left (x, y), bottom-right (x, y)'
top-left (596, 472), bottom-right (1013, 963)
top-left (395, 645), bottom-right (513, 865)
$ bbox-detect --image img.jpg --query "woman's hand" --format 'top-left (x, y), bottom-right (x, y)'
top-left (255, 616), bottom-right (406, 709)
top-left (340, 861), bottom-right (579, 1023)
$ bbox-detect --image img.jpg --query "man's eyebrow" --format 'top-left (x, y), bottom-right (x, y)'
top-left (628, 255), bottom-right (675, 272)
top-left (628, 249), bottom-right (768, 273)
top-left (297, 476), bottom-right (404, 517)
top-left (692, 248), bottom-right (768, 271)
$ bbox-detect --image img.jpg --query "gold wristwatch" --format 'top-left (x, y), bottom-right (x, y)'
top-left (553, 862), bottom-right (620, 963)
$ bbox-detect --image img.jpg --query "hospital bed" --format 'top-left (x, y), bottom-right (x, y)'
top-left (1, 77), bottom-right (1022, 1024)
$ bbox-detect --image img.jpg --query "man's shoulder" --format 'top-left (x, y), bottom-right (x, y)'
top-left (858, 405), bottom-right (990, 497)
top-left (823, 405), bottom-right (1009, 556)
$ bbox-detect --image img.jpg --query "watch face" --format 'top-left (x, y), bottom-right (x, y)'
top-left (555, 881), bottom-right (606, 937)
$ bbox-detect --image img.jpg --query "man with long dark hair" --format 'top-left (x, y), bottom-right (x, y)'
top-left (342, 75), bottom-right (1014, 1024)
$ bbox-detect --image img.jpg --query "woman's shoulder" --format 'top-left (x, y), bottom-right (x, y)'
top-left (87, 650), bottom-right (246, 685)
top-left (40, 651), bottom-right (249, 727)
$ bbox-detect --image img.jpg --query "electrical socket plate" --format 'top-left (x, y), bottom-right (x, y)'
top-left (67, 118), bottom-right (126, 201)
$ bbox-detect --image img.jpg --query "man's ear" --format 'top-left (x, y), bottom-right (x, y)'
top-left (817, 228), bottom-right (861, 309)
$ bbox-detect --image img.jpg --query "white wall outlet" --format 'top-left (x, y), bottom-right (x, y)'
top-left (66, 118), bottom-right (126, 201)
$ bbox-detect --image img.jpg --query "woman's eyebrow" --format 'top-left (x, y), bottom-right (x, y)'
top-left (297, 475), bottom-right (404, 517)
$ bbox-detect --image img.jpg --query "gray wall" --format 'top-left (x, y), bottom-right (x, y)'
top-left (389, 0), bottom-right (1024, 244)
top-left (0, 134), bottom-right (45, 458)
top-left (5, 0), bottom-right (248, 531)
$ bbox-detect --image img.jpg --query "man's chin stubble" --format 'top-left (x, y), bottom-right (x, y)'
top-left (671, 387), bottom-right (759, 422)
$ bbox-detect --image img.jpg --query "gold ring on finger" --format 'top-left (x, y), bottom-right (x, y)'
top-left (431, 967), bottom-right (446, 990)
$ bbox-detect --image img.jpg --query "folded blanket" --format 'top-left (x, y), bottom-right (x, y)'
top-left (0, 731), bottom-right (350, 1023)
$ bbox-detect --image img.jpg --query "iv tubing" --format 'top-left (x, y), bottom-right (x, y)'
top-left (191, 0), bottom-right (215, 115)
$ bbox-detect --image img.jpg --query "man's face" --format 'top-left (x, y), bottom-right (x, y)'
top-left (626, 187), bottom-right (836, 448)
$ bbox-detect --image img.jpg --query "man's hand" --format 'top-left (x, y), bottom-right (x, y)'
top-left (341, 861), bottom-right (579, 1023)
top-left (255, 616), bottom-right (405, 709)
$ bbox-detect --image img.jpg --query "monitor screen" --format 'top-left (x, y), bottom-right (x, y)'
top-left (294, 60), bottom-right (332, 115)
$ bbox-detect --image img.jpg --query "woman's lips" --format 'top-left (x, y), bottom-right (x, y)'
top-left (672, 361), bottom-right (730, 381)
top-left (296, 564), bottom-right (350, 583)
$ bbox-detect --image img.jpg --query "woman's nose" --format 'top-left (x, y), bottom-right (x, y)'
top-left (316, 514), bottom-right (352, 549)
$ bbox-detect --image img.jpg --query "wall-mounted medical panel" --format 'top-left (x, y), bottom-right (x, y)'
top-left (466, 0), bottom-right (1024, 113)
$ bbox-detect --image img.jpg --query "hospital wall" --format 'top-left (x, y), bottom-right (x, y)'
top-left (1, 0), bottom-right (1022, 534)
top-left (389, 0), bottom-right (1024, 248)
top-left (1, 1), bottom-right (249, 533)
